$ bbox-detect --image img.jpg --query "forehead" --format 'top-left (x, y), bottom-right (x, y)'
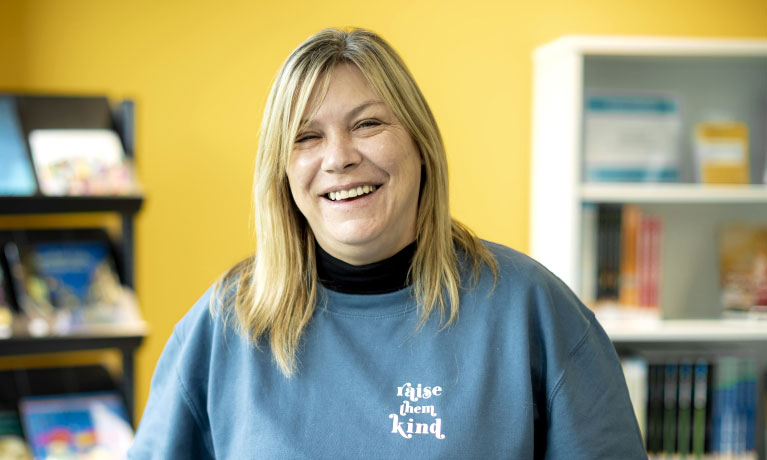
top-left (302, 62), bottom-right (382, 118)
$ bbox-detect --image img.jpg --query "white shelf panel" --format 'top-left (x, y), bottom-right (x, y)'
top-left (580, 183), bottom-right (767, 204)
top-left (598, 316), bottom-right (767, 343)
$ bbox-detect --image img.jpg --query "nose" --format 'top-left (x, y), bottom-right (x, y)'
top-left (321, 131), bottom-right (362, 173)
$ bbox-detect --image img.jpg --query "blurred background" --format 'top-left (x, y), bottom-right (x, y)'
top-left (0, 0), bottom-right (766, 449)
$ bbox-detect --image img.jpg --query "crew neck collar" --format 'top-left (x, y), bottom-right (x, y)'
top-left (315, 241), bottom-right (416, 295)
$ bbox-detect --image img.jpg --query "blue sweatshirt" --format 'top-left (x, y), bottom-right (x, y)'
top-left (129, 243), bottom-right (646, 459)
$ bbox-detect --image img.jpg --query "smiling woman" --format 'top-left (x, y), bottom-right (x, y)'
top-left (129, 28), bottom-right (647, 459)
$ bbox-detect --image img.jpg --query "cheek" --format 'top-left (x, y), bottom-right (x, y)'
top-left (287, 157), bottom-right (317, 197)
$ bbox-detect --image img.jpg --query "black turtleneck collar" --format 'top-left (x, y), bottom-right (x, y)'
top-left (316, 241), bottom-right (416, 294)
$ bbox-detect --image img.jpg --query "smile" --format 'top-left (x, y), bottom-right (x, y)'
top-left (326, 184), bottom-right (378, 201)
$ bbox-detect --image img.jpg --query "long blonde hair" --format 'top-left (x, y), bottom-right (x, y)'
top-left (214, 28), bottom-right (497, 377)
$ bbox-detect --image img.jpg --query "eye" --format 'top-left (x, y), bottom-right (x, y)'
top-left (295, 133), bottom-right (320, 143)
top-left (355, 119), bottom-right (382, 129)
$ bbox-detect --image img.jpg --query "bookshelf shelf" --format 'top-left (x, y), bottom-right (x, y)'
top-left (600, 317), bottom-right (767, 343)
top-left (0, 195), bottom-right (144, 215)
top-left (0, 323), bottom-right (147, 356)
top-left (580, 183), bottom-right (767, 204)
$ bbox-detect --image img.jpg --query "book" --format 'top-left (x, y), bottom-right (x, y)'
top-left (596, 205), bottom-right (622, 302)
top-left (646, 363), bottom-right (664, 454)
top-left (0, 96), bottom-right (37, 196)
top-left (19, 392), bottom-right (133, 460)
top-left (27, 129), bottom-right (140, 196)
top-left (0, 263), bottom-right (12, 338)
top-left (718, 224), bottom-right (767, 316)
top-left (620, 357), bottom-right (648, 442)
top-left (0, 410), bottom-right (32, 460)
top-left (691, 360), bottom-right (708, 457)
top-left (1, 231), bottom-right (141, 335)
top-left (619, 205), bottom-right (640, 307)
top-left (583, 92), bottom-right (681, 183)
top-left (676, 361), bottom-right (693, 456)
top-left (694, 121), bottom-right (750, 185)
top-left (3, 241), bottom-right (56, 337)
top-left (662, 362), bottom-right (678, 455)
top-left (580, 203), bottom-right (598, 306)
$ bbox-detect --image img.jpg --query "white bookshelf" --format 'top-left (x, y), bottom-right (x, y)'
top-left (530, 35), bottom-right (767, 458)
top-left (530, 35), bottom-right (767, 318)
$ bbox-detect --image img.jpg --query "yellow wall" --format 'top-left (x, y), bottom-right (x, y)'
top-left (2, 0), bottom-right (765, 421)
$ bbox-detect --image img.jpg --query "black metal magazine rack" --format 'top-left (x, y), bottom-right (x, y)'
top-left (0, 96), bottom-right (146, 425)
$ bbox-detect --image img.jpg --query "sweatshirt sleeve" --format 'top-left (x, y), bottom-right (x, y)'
top-left (128, 329), bottom-right (215, 459)
top-left (543, 318), bottom-right (647, 459)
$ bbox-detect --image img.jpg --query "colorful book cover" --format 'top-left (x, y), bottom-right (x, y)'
top-left (3, 238), bottom-right (137, 334)
top-left (27, 241), bottom-right (114, 307)
top-left (694, 121), bottom-right (750, 185)
top-left (718, 225), bottom-right (767, 314)
top-left (584, 92), bottom-right (681, 183)
top-left (27, 129), bottom-right (140, 196)
top-left (19, 392), bottom-right (133, 460)
top-left (0, 96), bottom-right (37, 196)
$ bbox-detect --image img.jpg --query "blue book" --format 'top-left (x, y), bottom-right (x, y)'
top-left (0, 96), bottom-right (37, 196)
top-left (28, 241), bottom-right (114, 307)
top-left (19, 392), bottom-right (133, 459)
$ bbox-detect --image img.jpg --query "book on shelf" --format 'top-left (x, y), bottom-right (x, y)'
top-left (19, 391), bottom-right (133, 460)
top-left (624, 356), bottom-right (757, 460)
top-left (0, 96), bottom-right (37, 196)
top-left (0, 229), bottom-right (142, 338)
top-left (28, 129), bottom-right (140, 196)
top-left (718, 224), bottom-right (767, 318)
top-left (662, 362), bottom-right (678, 455)
top-left (588, 204), bottom-right (663, 315)
top-left (583, 92), bottom-right (682, 183)
top-left (675, 361), bottom-right (693, 456)
top-left (620, 357), bottom-right (648, 442)
top-left (0, 262), bottom-right (12, 339)
top-left (694, 121), bottom-right (750, 185)
top-left (0, 410), bottom-right (32, 460)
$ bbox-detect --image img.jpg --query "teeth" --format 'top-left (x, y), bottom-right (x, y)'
top-left (327, 184), bottom-right (378, 201)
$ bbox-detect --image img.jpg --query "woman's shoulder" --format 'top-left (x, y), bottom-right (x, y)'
top-left (475, 239), bottom-right (567, 288)
top-left (473, 239), bottom-right (597, 340)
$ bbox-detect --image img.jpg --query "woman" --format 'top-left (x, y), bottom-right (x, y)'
top-left (130, 28), bottom-right (645, 459)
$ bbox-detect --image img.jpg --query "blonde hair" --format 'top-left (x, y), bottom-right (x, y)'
top-left (215, 28), bottom-right (497, 377)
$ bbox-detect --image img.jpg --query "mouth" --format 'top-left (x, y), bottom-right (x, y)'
top-left (323, 184), bottom-right (380, 202)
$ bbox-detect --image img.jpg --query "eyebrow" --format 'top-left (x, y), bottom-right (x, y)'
top-left (300, 100), bottom-right (386, 128)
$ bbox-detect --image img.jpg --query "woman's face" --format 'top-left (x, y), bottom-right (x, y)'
top-left (287, 63), bottom-right (422, 265)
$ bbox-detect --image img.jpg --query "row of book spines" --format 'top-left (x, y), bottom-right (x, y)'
top-left (621, 357), bottom-right (758, 457)
top-left (583, 204), bottom-right (662, 308)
